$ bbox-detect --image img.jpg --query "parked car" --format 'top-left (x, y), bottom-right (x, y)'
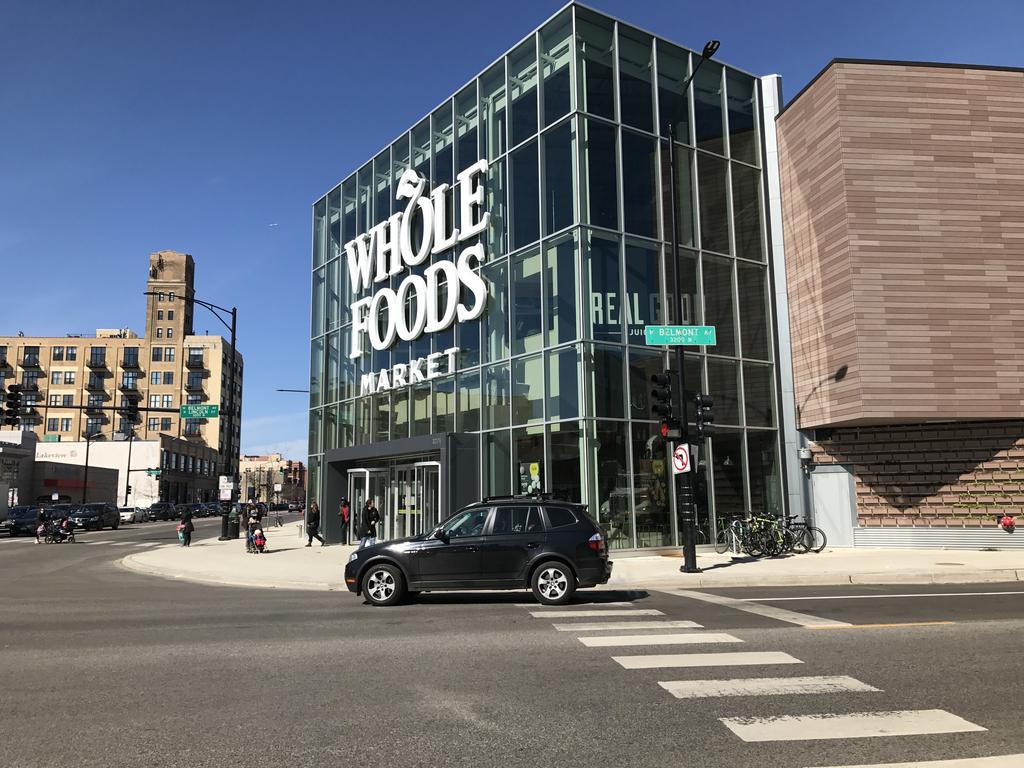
top-left (71, 502), bottom-right (120, 531)
top-left (146, 502), bottom-right (175, 521)
top-left (287, 502), bottom-right (303, 512)
top-left (118, 506), bottom-right (146, 524)
top-left (7, 506), bottom-right (42, 536)
top-left (344, 496), bottom-right (613, 607)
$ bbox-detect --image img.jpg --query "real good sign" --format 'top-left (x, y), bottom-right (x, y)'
top-left (345, 161), bottom-right (492, 395)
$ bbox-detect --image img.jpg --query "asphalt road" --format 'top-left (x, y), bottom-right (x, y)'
top-left (2, 524), bottom-right (1022, 768)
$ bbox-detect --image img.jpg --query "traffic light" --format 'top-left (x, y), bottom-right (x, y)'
top-left (694, 393), bottom-right (715, 439)
top-left (650, 372), bottom-right (673, 419)
top-left (4, 384), bottom-right (23, 426)
top-left (126, 484), bottom-right (132, 494)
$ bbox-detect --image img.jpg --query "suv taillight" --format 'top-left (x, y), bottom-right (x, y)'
top-left (587, 532), bottom-right (605, 552)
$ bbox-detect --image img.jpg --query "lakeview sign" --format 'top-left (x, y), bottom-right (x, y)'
top-left (345, 160), bottom-right (491, 395)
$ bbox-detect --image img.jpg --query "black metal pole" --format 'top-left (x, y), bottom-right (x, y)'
top-left (668, 124), bottom-right (700, 574)
top-left (123, 429), bottom-right (133, 507)
top-left (82, 436), bottom-right (91, 505)
top-left (227, 307), bottom-right (238, 505)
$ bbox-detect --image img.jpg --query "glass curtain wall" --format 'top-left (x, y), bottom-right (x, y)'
top-left (309, 5), bottom-right (780, 547)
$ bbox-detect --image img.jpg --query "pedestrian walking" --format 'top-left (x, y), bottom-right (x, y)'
top-left (35, 507), bottom-right (46, 544)
top-left (180, 508), bottom-right (194, 547)
top-left (359, 499), bottom-right (380, 549)
top-left (306, 501), bottom-right (325, 547)
top-left (338, 498), bottom-right (351, 545)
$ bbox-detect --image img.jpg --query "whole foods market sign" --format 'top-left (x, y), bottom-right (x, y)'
top-left (345, 160), bottom-right (491, 396)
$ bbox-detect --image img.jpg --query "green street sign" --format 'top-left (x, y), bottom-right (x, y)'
top-left (43, 435), bottom-right (61, 442)
top-left (644, 325), bottom-right (717, 346)
top-left (145, 468), bottom-right (162, 477)
top-left (179, 404), bottom-right (219, 419)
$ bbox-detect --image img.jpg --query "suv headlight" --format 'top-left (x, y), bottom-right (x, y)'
top-left (348, 552), bottom-right (360, 563)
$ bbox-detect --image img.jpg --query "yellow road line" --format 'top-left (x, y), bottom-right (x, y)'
top-left (807, 621), bottom-right (956, 630)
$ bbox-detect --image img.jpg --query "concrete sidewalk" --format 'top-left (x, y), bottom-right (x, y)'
top-left (119, 522), bottom-right (1024, 592)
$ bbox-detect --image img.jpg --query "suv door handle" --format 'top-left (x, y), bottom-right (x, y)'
top-left (526, 542), bottom-right (540, 548)
top-left (465, 546), bottom-right (478, 552)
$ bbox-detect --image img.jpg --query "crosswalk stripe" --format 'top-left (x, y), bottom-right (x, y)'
top-left (808, 754), bottom-right (1024, 768)
top-left (659, 589), bottom-right (851, 628)
top-left (516, 601), bottom-right (634, 608)
top-left (529, 608), bottom-right (664, 618)
top-left (659, 675), bottom-right (879, 699)
top-left (110, 542), bottom-right (133, 546)
top-left (721, 710), bottom-right (985, 742)
top-left (552, 620), bottom-right (702, 631)
top-left (614, 651), bottom-right (802, 669)
top-left (579, 632), bottom-right (741, 647)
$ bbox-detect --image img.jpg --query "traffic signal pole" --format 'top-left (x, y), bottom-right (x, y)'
top-left (668, 123), bottom-right (700, 575)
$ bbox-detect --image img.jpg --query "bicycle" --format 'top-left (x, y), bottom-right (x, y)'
top-left (784, 515), bottom-right (827, 553)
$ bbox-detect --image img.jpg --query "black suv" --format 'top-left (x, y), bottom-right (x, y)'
top-left (71, 502), bottom-right (119, 531)
top-left (344, 497), bottom-right (612, 607)
top-left (147, 502), bottom-right (175, 521)
top-left (7, 506), bottom-right (41, 536)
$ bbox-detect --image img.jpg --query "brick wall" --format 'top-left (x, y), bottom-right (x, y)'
top-left (811, 419), bottom-right (1024, 527)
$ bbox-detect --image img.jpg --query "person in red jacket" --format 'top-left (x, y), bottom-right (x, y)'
top-left (339, 498), bottom-right (351, 545)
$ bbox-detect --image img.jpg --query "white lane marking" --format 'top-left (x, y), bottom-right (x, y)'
top-left (579, 632), bottom-right (741, 647)
top-left (659, 589), bottom-right (851, 627)
top-left (614, 651), bottom-right (802, 669)
top-left (552, 620), bottom-right (703, 631)
top-left (529, 609), bottom-right (664, 618)
top-left (516, 601), bottom-right (634, 608)
top-left (83, 541), bottom-right (110, 545)
top-left (721, 710), bottom-right (986, 742)
top-left (808, 754), bottom-right (1024, 768)
top-left (741, 591), bottom-right (1024, 602)
top-left (660, 675), bottom-right (879, 699)
top-left (109, 542), bottom-right (134, 546)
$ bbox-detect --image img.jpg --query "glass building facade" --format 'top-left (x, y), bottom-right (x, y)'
top-left (309, 3), bottom-right (782, 551)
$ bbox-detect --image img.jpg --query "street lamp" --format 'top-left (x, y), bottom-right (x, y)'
top-left (666, 39), bottom-right (720, 574)
top-left (81, 430), bottom-right (103, 504)
top-left (143, 291), bottom-right (239, 501)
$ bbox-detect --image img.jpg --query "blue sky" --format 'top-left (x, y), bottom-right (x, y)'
top-left (1, 0), bottom-right (1021, 460)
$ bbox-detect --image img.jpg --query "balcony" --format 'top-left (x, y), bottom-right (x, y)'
top-left (185, 380), bottom-right (205, 392)
top-left (185, 354), bottom-right (205, 369)
top-left (21, 356), bottom-right (40, 369)
top-left (121, 356), bottom-right (141, 370)
top-left (87, 356), bottom-right (107, 369)
top-left (20, 381), bottom-right (40, 392)
top-left (85, 403), bottom-right (105, 415)
top-left (85, 378), bottom-right (106, 391)
top-left (119, 380), bottom-right (139, 392)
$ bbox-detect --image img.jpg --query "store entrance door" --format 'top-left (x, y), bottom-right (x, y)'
top-left (391, 462), bottom-right (441, 540)
top-left (347, 468), bottom-right (389, 543)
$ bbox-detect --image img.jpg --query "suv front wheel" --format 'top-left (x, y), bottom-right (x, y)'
top-left (531, 561), bottom-right (576, 605)
top-left (362, 564), bottom-right (405, 607)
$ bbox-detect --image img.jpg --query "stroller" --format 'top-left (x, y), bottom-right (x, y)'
top-left (247, 526), bottom-right (267, 554)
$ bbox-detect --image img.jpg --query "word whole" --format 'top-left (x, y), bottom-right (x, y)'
top-left (346, 160), bottom-right (491, 396)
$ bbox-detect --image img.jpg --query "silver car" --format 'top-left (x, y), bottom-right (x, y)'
top-left (118, 506), bottom-right (146, 524)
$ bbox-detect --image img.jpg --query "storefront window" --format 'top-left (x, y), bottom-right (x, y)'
top-left (666, 247), bottom-right (700, 326)
top-left (582, 119), bottom-right (618, 230)
top-left (374, 394), bottom-right (390, 442)
top-left (412, 384), bottom-right (431, 436)
top-left (328, 186), bottom-right (342, 260)
top-left (656, 41), bottom-right (690, 142)
top-left (484, 430), bottom-right (512, 496)
top-left (575, 7), bottom-right (615, 120)
top-left (458, 316), bottom-right (481, 369)
top-left (694, 61), bottom-right (724, 155)
top-left (313, 198), bottom-right (326, 269)
top-left (548, 422), bottom-right (584, 502)
top-left (513, 425), bottom-right (545, 493)
top-left (747, 430), bottom-right (780, 516)
top-left (627, 348), bottom-right (664, 420)
top-left (511, 140), bottom-right (539, 249)
top-left (325, 259), bottom-right (339, 332)
top-left (323, 404), bottom-right (338, 451)
top-left (325, 332), bottom-right (339, 405)
top-left (587, 344), bottom-right (625, 419)
top-left (357, 163), bottom-right (373, 234)
top-left (711, 428), bottom-right (745, 518)
top-left (511, 247), bottom-right (543, 355)
top-left (483, 362), bottom-right (511, 429)
top-left (744, 363), bottom-right (774, 427)
top-left (660, 143), bottom-right (696, 249)
top-left (338, 402), bottom-right (353, 448)
top-left (706, 357), bottom-right (740, 426)
top-left (486, 158), bottom-right (508, 258)
top-left (373, 149), bottom-right (391, 224)
top-left (726, 70), bottom-right (758, 166)
top-left (547, 345), bottom-right (580, 421)
top-left (509, 38), bottom-right (539, 148)
top-left (342, 177), bottom-right (357, 252)
top-left (512, 353), bottom-right (544, 426)
top-left (591, 420), bottom-right (632, 549)
top-left (631, 421), bottom-right (671, 547)
top-left (483, 260), bottom-right (509, 362)
top-left (309, 337), bottom-right (323, 408)
top-left (540, 9), bottom-right (573, 126)
top-left (618, 27), bottom-right (653, 133)
top-left (737, 261), bottom-right (770, 360)
top-left (545, 231), bottom-right (579, 346)
top-left (391, 388), bottom-right (409, 438)
top-left (622, 130), bottom-right (658, 238)
top-left (458, 371), bottom-right (481, 432)
top-left (455, 84), bottom-right (479, 174)
top-left (311, 268), bottom-right (325, 338)
top-left (432, 101), bottom-right (454, 187)
top-left (732, 163), bottom-right (763, 262)
top-left (624, 239), bottom-right (661, 343)
top-left (354, 398), bottom-right (371, 445)
top-left (703, 254), bottom-right (736, 357)
top-left (585, 229), bottom-right (621, 343)
top-left (542, 118), bottom-right (576, 235)
top-left (434, 377), bottom-right (456, 434)
top-left (481, 61), bottom-right (507, 161)
top-left (309, 409), bottom-right (322, 456)
top-left (698, 152), bottom-right (730, 255)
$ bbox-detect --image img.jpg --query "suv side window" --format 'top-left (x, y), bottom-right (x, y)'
top-left (441, 508), bottom-right (491, 538)
top-left (489, 506), bottom-right (542, 535)
top-left (545, 506), bottom-right (578, 529)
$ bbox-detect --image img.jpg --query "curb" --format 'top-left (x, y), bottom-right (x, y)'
top-left (605, 568), bottom-right (1024, 590)
top-left (118, 553), bottom-right (338, 592)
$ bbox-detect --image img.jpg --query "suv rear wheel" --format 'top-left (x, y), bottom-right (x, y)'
top-left (531, 561), bottom-right (576, 605)
top-left (362, 564), bottom-right (405, 607)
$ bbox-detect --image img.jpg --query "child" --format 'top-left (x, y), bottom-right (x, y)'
top-left (253, 528), bottom-right (266, 553)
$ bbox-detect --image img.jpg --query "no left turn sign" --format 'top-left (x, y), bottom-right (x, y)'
top-left (672, 444), bottom-right (691, 475)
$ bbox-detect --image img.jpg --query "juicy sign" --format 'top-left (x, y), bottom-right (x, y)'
top-left (345, 160), bottom-right (490, 396)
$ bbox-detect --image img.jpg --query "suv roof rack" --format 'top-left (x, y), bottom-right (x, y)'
top-left (481, 492), bottom-right (573, 503)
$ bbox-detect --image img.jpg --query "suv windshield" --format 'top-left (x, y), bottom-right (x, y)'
top-left (10, 507), bottom-right (37, 519)
top-left (85, 504), bottom-right (106, 512)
